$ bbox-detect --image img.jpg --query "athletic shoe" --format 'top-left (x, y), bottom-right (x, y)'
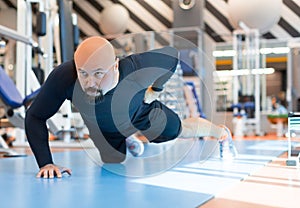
top-left (126, 135), bottom-right (144, 157)
top-left (219, 126), bottom-right (238, 160)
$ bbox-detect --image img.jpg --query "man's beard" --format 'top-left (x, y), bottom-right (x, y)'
top-left (85, 88), bottom-right (104, 104)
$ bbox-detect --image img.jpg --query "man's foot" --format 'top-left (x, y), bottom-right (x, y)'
top-left (126, 135), bottom-right (144, 157)
top-left (219, 126), bottom-right (238, 160)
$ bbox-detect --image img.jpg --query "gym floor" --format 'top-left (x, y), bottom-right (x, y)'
top-left (0, 134), bottom-right (299, 208)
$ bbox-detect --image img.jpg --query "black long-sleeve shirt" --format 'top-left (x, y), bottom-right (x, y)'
top-left (25, 46), bottom-right (179, 167)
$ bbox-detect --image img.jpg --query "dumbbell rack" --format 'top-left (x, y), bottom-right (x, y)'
top-left (286, 112), bottom-right (300, 166)
top-left (158, 65), bottom-right (188, 120)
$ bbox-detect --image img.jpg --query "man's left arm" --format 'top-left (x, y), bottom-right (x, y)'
top-left (138, 46), bottom-right (179, 103)
top-left (149, 46), bottom-right (179, 91)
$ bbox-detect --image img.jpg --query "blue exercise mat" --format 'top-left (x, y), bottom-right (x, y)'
top-left (0, 140), bottom-right (289, 208)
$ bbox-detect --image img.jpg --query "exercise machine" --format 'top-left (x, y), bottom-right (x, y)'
top-left (0, 66), bottom-right (36, 156)
top-left (0, 0), bottom-right (83, 147)
top-left (287, 38), bottom-right (300, 112)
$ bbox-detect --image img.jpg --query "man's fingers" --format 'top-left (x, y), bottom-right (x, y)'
top-left (43, 170), bottom-right (49, 179)
top-left (36, 164), bottom-right (72, 179)
top-left (55, 169), bottom-right (62, 178)
top-left (49, 169), bottom-right (55, 178)
top-left (36, 171), bottom-right (42, 178)
top-left (144, 86), bottom-right (160, 104)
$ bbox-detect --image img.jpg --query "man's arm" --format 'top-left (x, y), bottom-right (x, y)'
top-left (143, 46), bottom-right (179, 91)
top-left (151, 47), bottom-right (179, 91)
top-left (25, 61), bottom-right (76, 174)
top-left (132, 46), bottom-right (179, 103)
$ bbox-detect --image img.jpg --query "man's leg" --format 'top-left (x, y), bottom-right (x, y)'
top-left (178, 117), bottom-right (227, 140)
top-left (179, 117), bottom-right (238, 159)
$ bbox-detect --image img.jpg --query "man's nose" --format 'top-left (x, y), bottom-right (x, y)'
top-left (86, 76), bottom-right (98, 87)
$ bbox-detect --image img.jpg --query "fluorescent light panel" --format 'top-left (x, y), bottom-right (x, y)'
top-left (213, 47), bottom-right (290, 57)
top-left (213, 68), bottom-right (275, 77)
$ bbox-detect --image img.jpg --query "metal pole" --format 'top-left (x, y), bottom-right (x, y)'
top-left (253, 29), bottom-right (261, 135)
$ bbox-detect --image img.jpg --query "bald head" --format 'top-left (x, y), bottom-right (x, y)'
top-left (74, 36), bottom-right (116, 70)
top-left (74, 36), bottom-right (119, 100)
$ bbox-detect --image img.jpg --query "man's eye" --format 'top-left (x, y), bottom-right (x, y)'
top-left (80, 71), bottom-right (87, 77)
top-left (95, 72), bottom-right (104, 77)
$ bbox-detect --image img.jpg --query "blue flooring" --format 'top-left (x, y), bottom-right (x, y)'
top-left (0, 139), bottom-right (289, 208)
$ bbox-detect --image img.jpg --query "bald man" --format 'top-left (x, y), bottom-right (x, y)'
top-left (25, 36), bottom-right (236, 179)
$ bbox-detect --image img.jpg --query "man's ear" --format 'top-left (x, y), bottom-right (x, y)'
top-left (114, 58), bottom-right (119, 71)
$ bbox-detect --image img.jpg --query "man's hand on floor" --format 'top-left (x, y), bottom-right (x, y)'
top-left (37, 164), bottom-right (72, 179)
